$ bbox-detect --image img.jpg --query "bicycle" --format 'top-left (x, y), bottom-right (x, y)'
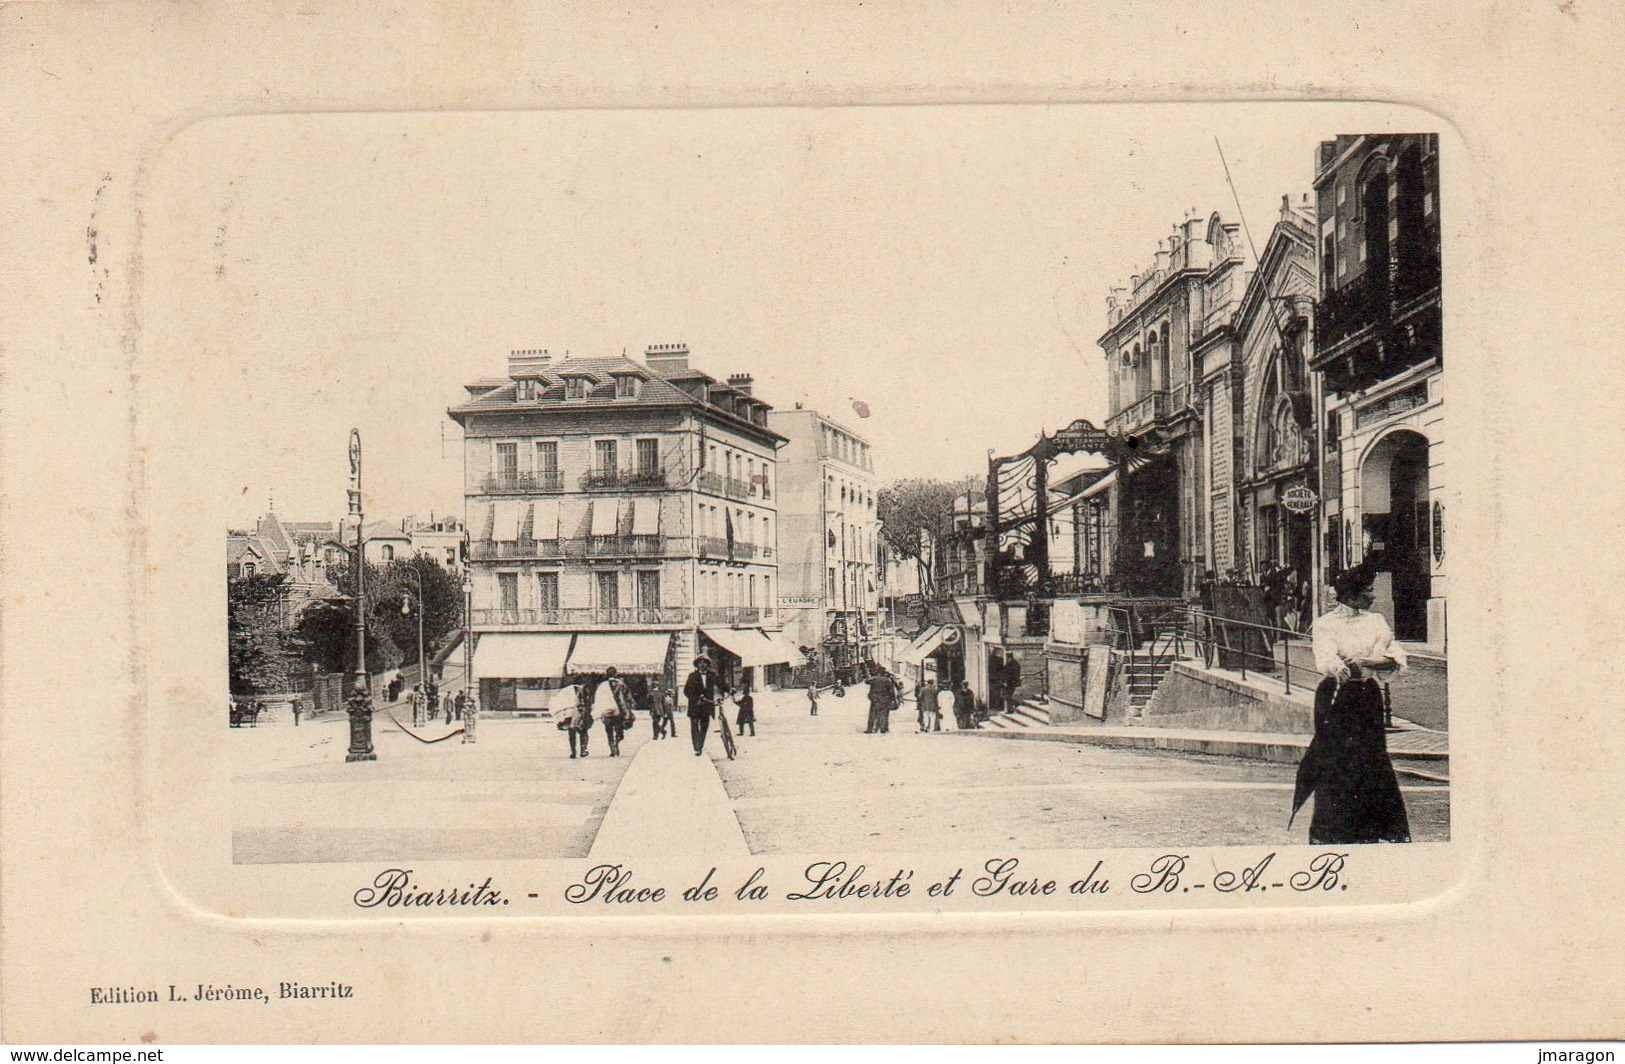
top-left (716, 709), bottom-right (737, 760)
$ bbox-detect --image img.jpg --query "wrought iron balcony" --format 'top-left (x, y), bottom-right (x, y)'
top-left (481, 470), bottom-right (564, 493)
top-left (468, 536), bottom-right (666, 561)
top-left (579, 467), bottom-right (669, 491)
top-left (468, 539), bottom-right (569, 561)
top-left (696, 536), bottom-right (758, 560)
top-left (472, 606), bottom-right (688, 628)
top-left (1106, 390), bottom-right (1169, 436)
top-left (585, 534), bottom-right (664, 557)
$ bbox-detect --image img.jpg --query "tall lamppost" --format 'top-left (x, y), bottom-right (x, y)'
top-left (345, 428), bottom-right (376, 762)
top-left (400, 563), bottom-right (426, 695)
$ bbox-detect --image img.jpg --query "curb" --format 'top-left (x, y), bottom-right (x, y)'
top-left (951, 726), bottom-right (1450, 777)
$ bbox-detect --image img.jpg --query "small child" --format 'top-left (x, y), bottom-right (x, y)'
top-left (735, 689), bottom-right (756, 736)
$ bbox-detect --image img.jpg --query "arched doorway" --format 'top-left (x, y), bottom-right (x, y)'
top-left (1360, 429), bottom-right (1431, 641)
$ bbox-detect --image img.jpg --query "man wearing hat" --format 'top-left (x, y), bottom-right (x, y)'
top-left (683, 655), bottom-right (724, 757)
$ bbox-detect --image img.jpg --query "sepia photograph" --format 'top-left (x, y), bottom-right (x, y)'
top-left (201, 108), bottom-right (1450, 869)
top-left (10, 0), bottom-right (1623, 1047)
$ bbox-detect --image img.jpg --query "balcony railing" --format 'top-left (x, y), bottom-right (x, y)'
top-left (469, 536), bottom-right (666, 561)
top-left (1315, 272), bottom-right (1386, 356)
top-left (1106, 390), bottom-right (1169, 436)
top-left (469, 539), bottom-right (569, 561)
top-left (481, 470), bottom-right (564, 493)
top-left (694, 470), bottom-right (752, 500)
top-left (586, 534), bottom-right (664, 557)
top-left (696, 536), bottom-right (758, 561)
top-left (698, 606), bottom-right (777, 626)
top-left (472, 606), bottom-right (688, 628)
top-left (579, 467), bottom-right (669, 491)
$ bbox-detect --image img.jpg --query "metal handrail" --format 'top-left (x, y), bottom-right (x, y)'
top-left (1167, 606), bottom-right (1319, 696)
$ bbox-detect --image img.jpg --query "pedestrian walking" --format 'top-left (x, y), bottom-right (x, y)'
top-left (291, 697), bottom-right (302, 727)
top-left (648, 682), bottom-right (672, 740)
top-left (807, 685), bottom-right (820, 716)
top-left (410, 684), bottom-right (427, 727)
top-left (442, 690), bottom-right (453, 725)
top-left (560, 683), bottom-right (592, 758)
top-left (864, 670), bottom-right (897, 734)
top-left (683, 655), bottom-right (724, 756)
top-left (953, 680), bottom-right (976, 730)
top-left (1291, 562), bottom-right (1411, 845)
top-left (458, 690), bottom-right (476, 744)
top-left (734, 688), bottom-right (756, 737)
top-left (918, 679), bottom-right (942, 733)
top-left (593, 668), bottom-right (632, 757)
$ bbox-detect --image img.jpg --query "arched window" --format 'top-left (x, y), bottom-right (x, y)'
top-left (381, 544), bottom-right (395, 562)
top-left (1360, 159), bottom-right (1392, 287)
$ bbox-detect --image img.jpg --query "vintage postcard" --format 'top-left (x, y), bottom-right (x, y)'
top-left (2, 0), bottom-right (1621, 1047)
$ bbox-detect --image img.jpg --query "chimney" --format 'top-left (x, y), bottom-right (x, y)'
top-left (644, 343), bottom-right (690, 374)
top-left (508, 348), bottom-right (552, 378)
top-left (727, 373), bottom-right (754, 396)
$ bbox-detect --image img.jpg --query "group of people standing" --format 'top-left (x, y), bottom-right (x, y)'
top-left (913, 677), bottom-right (978, 732)
top-left (864, 672), bottom-right (978, 734)
top-left (553, 656), bottom-right (763, 761)
top-left (408, 681), bottom-right (467, 728)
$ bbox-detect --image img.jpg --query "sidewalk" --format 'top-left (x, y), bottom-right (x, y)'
top-left (588, 732), bottom-right (752, 860)
top-left (951, 718), bottom-right (1449, 780)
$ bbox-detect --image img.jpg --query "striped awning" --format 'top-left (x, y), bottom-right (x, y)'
top-left (567, 632), bottom-right (672, 675)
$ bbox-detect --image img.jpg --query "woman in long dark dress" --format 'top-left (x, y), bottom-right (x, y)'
top-left (1292, 563), bottom-right (1411, 844)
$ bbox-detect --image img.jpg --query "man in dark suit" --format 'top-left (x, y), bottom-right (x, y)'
top-left (683, 655), bottom-right (724, 757)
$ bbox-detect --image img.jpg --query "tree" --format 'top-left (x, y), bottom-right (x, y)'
top-left (877, 475), bottom-right (981, 592)
top-left (373, 555), bottom-right (464, 668)
top-left (293, 554), bottom-right (462, 677)
top-left (228, 573), bottom-right (296, 695)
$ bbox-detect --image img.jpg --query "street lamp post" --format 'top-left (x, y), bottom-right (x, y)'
top-left (400, 563), bottom-right (426, 696)
top-left (345, 429), bottom-right (376, 762)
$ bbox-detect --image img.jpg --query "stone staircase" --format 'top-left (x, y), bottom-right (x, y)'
top-left (1124, 651), bottom-right (1179, 715)
top-left (978, 697), bottom-right (1053, 730)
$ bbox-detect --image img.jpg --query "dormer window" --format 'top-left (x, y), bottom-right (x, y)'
top-left (614, 375), bottom-right (640, 398)
top-left (516, 379), bottom-right (537, 401)
top-left (565, 377), bottom-right (590, 400)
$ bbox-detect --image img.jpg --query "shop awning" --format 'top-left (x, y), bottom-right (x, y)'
top-left (758, 630), bottom-right (807, 668)
top-left (472, 633), bottom-right (572, 679)
top-left (702, 626), bottom-right (781, 667)
top-left (898, 626), bottom-right (950, 665)
top-left (566, 632), bottom-right (673, 675)
top-left (955, 599), bottom-right (983, 629)
top-left (1079, 469), bottom-right (1116, 501)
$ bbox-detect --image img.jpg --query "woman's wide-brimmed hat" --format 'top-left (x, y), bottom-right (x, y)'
top-left (693, 655), bottom-right (712, 666)
top-left (1332, 562), bottom-right (1378, 601)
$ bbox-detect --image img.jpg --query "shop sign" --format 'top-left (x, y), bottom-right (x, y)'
top-left (1281, 486), bottom-right (1320, 514)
